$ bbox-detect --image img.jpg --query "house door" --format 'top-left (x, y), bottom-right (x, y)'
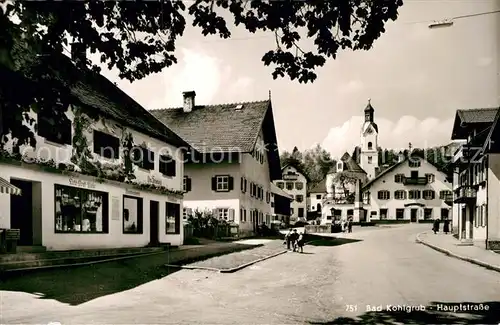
top-left (461, 206), bottom-right (467, 239)
top-left (10, 179), bottom-right (33, 246)
top-left (410, 209), bottom-right (418, 222)
top-left (149, 200), bottom-right (159, 246)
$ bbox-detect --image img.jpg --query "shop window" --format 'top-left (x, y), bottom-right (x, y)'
top-left (424, 208), bottom-right (433, 220)
top-left (55, 184), bottom-right (109, 233)
top-left (166, 202), bottom-right (181, 234)
top-left (396, 208), bottom-right (404, 219)
top-left (93, 130), bottom-right (120, 159)
top-left (379, 209), bottom-right (388, 219)
top-left (123, 195), bottom-right (143, 233)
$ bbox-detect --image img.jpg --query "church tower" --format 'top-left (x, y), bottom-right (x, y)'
top-left (359, 99), bottom-right (379, 180)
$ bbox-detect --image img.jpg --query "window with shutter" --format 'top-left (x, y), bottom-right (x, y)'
top-left (213, 175), bottom-right (230, 192)
top-left (37, 107), bottom-right (72, 145)
top-left (132, 146), bottom-right (155, 170)
top-left (93, 130), bottom-right (120, 159)
top-left (159, 155), bottom-right (176, 177)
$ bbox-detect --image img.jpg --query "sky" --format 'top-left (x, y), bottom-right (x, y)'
top-left (91, 0), bottom-right (500, 159)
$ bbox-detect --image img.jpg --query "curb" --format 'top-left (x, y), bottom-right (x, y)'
top-left (416, 232), bottom-right (500, 274)
top-left (166, 250), bottom-right (289, 273)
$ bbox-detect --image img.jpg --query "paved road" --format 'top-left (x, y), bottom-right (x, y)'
top-left (2, 224), bottom-right (500, 324)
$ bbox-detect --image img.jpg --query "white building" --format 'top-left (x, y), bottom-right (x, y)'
top-left (274, 164), bottom-right (309, 223)
top-left (321, 100), bottom-right (453, 224)
top-left (450, 107), bottom-right (499, 249)
top-left (151, 92), bottom-right (282, 236)
top-left (0, 48), bottom-right (188, 251)
top-left (308, 179), bottom-right (326, 218)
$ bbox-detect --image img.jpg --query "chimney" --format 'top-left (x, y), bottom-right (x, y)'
top-left (182, 91), bottom-right (196, 113)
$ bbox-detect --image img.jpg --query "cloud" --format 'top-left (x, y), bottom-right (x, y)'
top-left (93, 47), bottom-right (253, 110)
top-left (321, 115), bottom-right (454, 159)
top-left (336, 80), bottom-right (364, 94)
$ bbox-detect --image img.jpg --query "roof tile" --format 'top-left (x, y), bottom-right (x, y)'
top-left (150, 101), bottom-right (270, 153)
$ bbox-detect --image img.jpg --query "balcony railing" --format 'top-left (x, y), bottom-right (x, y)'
top-left (454, 186), bottom-right (477, 203)
top-left (403, 177), bottom-right (428, 185)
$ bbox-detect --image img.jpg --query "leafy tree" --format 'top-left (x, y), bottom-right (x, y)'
top-left (1, 0), bottom-right (403, 149)
top-left (331, 170), bottom-right (366, 203)
top-left (280, 146), bottom-right (304, 169)
top-left (302, 144), bottom-right (336, 190)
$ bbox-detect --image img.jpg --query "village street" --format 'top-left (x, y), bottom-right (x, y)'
top-left (2, 224), bottom-right (500, 324)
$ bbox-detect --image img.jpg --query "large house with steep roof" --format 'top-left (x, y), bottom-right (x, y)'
top-left (0, 44), bottom-right (189, 251)
top-left (274, 164), bottom-right (309, 223)
top-left (150, 91), bottom-right (281, 236)
top-left (449, 107), bottom-right (500, 250)
top-left (319, 100), bottom-right (453, 225)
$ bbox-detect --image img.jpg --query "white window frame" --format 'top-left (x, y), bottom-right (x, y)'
top-left (378, 190), bottom-right (390, 200)
top-left (423, 190), bottom-right (435, 200)
top-left (216, 176), bottom-right (229, 191)
top-left (409, 190), bottom-right (420, 200)
top-left (217, 208), bottom-right (229, 220)
top-left (395, 190), bottom-right (406, 200)
top-left (425, 173), bottom-right (435, 183)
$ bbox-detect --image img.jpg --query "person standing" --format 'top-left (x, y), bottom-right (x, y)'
top-left (290, 229), bottom-right (299, 252)
top-left (432, 218), bottom-right (440, 234)
top-left (297, 232), bottom-right (304, 253)
top-left (443, 218), bottom-right (450, 234)
top-left (347, 217), bottom-right (353, 233)
top-left (284, 228), bottom-right (293, 250)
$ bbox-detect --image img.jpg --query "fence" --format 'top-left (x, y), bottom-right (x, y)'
top-left (183, 223), bottom-right (239, 241)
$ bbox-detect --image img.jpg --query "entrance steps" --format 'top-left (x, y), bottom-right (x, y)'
top-left (0, 246), bottom-right (166, 273)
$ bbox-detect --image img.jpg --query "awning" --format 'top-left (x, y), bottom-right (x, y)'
top-left (0, 177), bottom-right (22, 196)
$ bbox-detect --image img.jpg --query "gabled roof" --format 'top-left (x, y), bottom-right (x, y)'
top-left (309, 178), bottom-right (326, 194)
top-left (6, 46), bottom-right (189, 149)
top-left (337, 152), bottom-right (366, 174)
top-left (362, 152), bottom-right (444, 191)
top-left (483, 107), bottom-right (500, 153)
top-left (281, 163), bottom-right (311, 183)
top-left (271, 182), bottom-right (293, 200)
top-left (151, 99), bottom-right (282, 181)
top-left (151, 100), bottom-right (270, 153)
top-left (451, 108), bottom-right (498, 140)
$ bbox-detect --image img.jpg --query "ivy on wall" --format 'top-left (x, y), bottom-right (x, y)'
top-left (0, 108), bottom-right (183, 198)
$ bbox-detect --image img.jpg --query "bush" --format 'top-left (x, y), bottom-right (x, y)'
top-left (186, 209), bottom-right (233, 239)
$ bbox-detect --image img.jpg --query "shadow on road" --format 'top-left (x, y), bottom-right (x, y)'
top-left (307, 238), bottom-right (362, 247)
top-left (0, 252), bottom-right (180, 306)
top-left (310, 301), bottom-right (500, 324)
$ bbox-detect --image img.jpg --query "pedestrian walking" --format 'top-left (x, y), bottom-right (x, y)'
top-left (284, 228), bottom-right (292, 250)
top-left (297, 232), bottom-right (304, 253)
top-left (432, 218), bottom-right (440, 234)
top-left (347, 217), bottom-right (353, 233)
top-left (341, 218), bottom-right (347, 233)
top-left (443, 218), bottom-right (450, 234)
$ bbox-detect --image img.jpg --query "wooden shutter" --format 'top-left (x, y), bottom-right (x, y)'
top-left (186, 177), bottom-right (192, 191)
top-left (138, 198), bottom-right (144, 233)
top-left (211, 177), bottom-right (217, 191)
top-left (229, 209), bottom-right (235, 222)
top-left (228, 176), bottom-right (234, 191)
top-left (174, 204), bottom-right (181, 234)
top-left (167, 159), bottom-right (176, 177)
